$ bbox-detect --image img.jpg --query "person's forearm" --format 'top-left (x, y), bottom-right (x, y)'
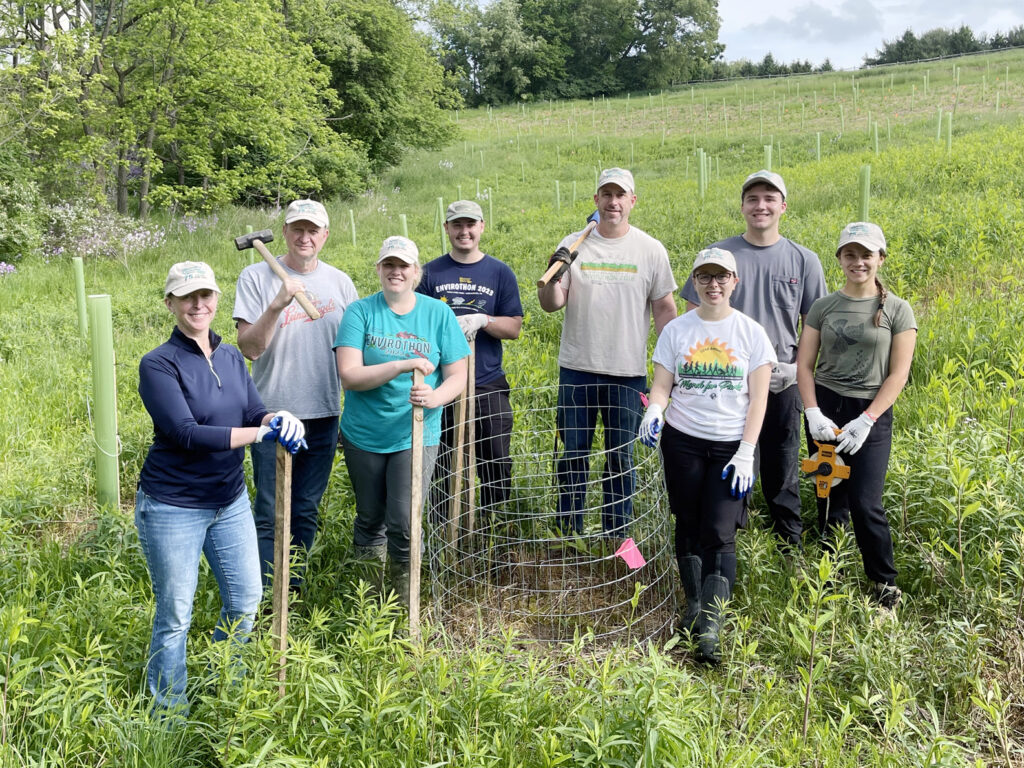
top-left (482, 315), bottom-right (522, 340)
top-left (433, 363), bottom-right (469, 406)
top-left (866, 374), bottom-right (909, 418)
top-left (796, 366), bottom-right (818, 410)
top-left (537, 281), bottom-right (566, 312)
top-left (236, 312), bottom-right (283, 360)
top-left (339, 359), bottom-right (410, 391)
top-left (652, 298), bottom-right (678, 336)
top-left (741, 366), bottom-right (771, 444)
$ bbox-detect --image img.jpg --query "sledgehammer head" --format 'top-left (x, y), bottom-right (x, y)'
top-left (234, 229), bottom-right (274, 251)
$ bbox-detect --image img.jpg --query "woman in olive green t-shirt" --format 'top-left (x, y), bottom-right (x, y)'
top-left (796, 222), bottom-right (917, 610)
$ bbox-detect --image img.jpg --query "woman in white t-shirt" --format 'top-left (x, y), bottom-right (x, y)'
top-left (638, 247), bottom-right (775, 663)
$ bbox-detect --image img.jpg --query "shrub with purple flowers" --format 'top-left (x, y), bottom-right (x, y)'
top-left (43, 202), bottom-right (167, 262)
top-left (0, 261), bottom-right (15, 276)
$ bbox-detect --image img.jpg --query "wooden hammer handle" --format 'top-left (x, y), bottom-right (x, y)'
top-left (536, 220), bottom-right (598, 288)
top-left (252, 239), bottom-right (321, 320)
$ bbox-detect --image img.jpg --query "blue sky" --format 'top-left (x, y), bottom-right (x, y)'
top-left (717, 0), bottom-right (1024, 69)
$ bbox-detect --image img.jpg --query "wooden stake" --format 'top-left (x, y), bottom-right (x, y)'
top-left (271, 444), bottom-right (292, 698)
top-left (465, 342), bottom-right (477, 540)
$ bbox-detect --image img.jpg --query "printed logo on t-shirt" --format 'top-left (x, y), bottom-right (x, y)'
top-left (676, 337), bottom-right (744, 395)
top-left (364, 329), bottom-right (431, 360)
top-left (581, 262), bottom-right (638, 284)
top-left (279, 295), bottom-right (337, 328)
top-left (432, 280), bottom-right (495, 311)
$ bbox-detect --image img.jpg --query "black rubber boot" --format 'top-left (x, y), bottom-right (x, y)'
top-left (388, 559), bottom-right (412, 610)
top-left (697, 574), bottom-right (731, 664)
top-left (677, 555), bottom-right (702, 636)
top-left (352, 544), bottom-right (387, 596)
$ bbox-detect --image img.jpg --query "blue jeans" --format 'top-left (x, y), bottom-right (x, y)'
top-left (135, 488), bottom-right (261, 714)
top-left (252, 416), bottom-right (339, 589)
top-left (555, 367), bottom-right (645, 535)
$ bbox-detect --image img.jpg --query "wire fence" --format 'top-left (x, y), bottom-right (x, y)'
top-left (426, 384), bottom-right (676, 646)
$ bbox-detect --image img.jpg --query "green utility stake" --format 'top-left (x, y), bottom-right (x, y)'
top-left (476, 178), bottom-right (480, 198)
top-left (555, 180), bottom-right (560, 211)
top-left (73, 256), bottom-right (88, 338)
top-left (946, 112), bottom-right (952, 155)
top-left (764, 144), bottom-right (772, 171)
top-left (839, 104), bottom-right (845, 133)
top-left (399, 214), bottom-right (408, 238)
top-left (858, 165), bottom-right (871, 222)
top-left (479, 150), bottom-right (484, 168)
top-left (521, 161), bottom-right (526, 183)
top-left (816, 132), bottom-right (821, 162)
top-left (866, 109), bottom-right (872, 135)
top-left (936, 107), bottom-right (943, 141)
top-left (88, 294), bottom-right (119, 510)
top-left (873, 122), bottom-right (879, 155)
top-left (349, 210), bottom-right (356, 247)
top-left (488, 192), bottom-right (493, 226)
top-left (437, 198), bottom-right (446, 254)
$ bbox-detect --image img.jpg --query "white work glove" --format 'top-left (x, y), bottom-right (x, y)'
top-left (274, 410), bottom-right (305, 445)
top-left (769, 361), bottom-right (797, 393)
top-left (805, 407), bottom-right (840, 442)
top-left (637, 403), bottom-right (664, 447)
top-left (457, 313), bottom-right (490, 341)
top-left (722, 440), bottom-right (756, 498)
top-left (256, 422), bottom-right (279, 443)
top-left (836, 412), bottom-right (875, 455)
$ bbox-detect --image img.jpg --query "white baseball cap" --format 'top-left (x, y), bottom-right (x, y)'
top-left (596, 167), bottom-right (635, 195)
top-left (284, 199), bottom-right (329, 228)
top-left (165, 261), bottom-right (221, 297)
top-left (692, 247), bottom-right (738, 274)
top-left (376, 235), bottom-right (419, 264)
top-left (836, 221), bottom-right (886, 254)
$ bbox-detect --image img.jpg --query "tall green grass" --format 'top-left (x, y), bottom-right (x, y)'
top-left (2, 51), bottom-right (1024, 765)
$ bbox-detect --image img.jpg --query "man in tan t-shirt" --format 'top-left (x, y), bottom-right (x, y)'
top-left (538, 168), bottom-right (677, 538)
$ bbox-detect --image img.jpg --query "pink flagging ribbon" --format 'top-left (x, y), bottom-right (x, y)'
top-left (615, 538), bottom-right (647, 570)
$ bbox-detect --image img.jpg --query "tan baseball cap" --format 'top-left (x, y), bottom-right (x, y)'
top-left (836, 222), bottom-right (886, 254)
top-left (741, 170), bottom-right (787, 200)
top-left (692, 247), bottom-right (738, 274)
top-left (284, 199), bottom-right (329, 228)
top-left (164, 261), bottom-right (220, 297)
top-left (445, 200), bottom-right (484, 222)
top-left (376, 235), bottom-right (419, 264)
top-left (596, 167), bottom-right (635, 195)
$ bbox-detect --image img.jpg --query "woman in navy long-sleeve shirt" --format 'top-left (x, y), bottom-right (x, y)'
top-left (135, 261), bottom-right (303, 716)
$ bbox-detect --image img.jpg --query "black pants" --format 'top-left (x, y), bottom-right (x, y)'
top-left (755, 384), bottom-right (804, 547)
top-left (661, 424), bottom-right (745, 583)
top-left (430, 375), bottom-right (513, 524)
top-left (806, 384), bottom-right (897, 585)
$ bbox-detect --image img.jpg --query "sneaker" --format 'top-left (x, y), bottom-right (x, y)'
top-left (872, 582), bottom-right (901, 609)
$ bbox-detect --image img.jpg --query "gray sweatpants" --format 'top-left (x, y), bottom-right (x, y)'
top-left (343, 442), bottom-right (438, 563)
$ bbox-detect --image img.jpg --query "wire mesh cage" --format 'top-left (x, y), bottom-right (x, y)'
top-left (426, 383), bottom-right (676, 646)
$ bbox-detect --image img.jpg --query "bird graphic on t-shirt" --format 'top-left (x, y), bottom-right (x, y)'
top-left (829, 319), bottom-right (863, 355)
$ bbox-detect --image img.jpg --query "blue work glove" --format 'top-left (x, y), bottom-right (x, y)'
top-left (722, 440), bottom-right (756, 498)
top-left (255, 422), bottom-right (279, 443)
top-left (282, 437), bottom-right (308, 455)
top-left (637, 403), bottom-right (664, 448)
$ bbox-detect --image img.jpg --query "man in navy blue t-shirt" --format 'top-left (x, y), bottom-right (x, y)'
top-left (417, 200), bottom-right (523, 522)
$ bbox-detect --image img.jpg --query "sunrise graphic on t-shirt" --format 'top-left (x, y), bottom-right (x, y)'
top-left (679, 337), bottom-right (743, 378)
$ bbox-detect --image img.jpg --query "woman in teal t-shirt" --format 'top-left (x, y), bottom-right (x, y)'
top-left (335, 236), bottom-right (469, 607)
top-left (796, 222), bottom-right (917, 610)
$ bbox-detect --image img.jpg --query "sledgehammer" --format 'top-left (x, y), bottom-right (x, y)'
top-left (233, 229), bottom-right (321, 320)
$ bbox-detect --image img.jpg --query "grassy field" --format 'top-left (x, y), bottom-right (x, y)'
top-left (3, 50), bottom-right (1024, 766)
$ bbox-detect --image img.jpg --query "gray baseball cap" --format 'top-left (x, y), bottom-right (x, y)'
top-left (596, 167), bottom-right (635, 195)
top-left (445, 200), bottom-right (484, 222)
top-left (741, 170), bottom-right (787, 200)
top-left (693, 247), bottom-right (738, 274)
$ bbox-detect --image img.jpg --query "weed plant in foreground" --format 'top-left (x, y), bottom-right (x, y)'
top-left (2, 52), bottom-right (1024, 766)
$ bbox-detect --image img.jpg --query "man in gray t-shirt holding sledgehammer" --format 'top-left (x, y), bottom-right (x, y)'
top-left (233, 200), bottom-right (359, 592)
top-left (681, 171), bottom-right (826, 552)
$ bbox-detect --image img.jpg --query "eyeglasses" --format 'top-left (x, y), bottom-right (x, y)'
top-left (693, 272), bottom-right (733, 285)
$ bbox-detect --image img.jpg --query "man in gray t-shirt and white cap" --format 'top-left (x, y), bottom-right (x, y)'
top-left (233, 199), bottom-right (359, 591)
top-left (681, 170), bottom-right (826, 550)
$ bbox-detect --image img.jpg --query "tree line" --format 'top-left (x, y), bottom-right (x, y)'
top-left (864, 25), bottom-right (1024, 66)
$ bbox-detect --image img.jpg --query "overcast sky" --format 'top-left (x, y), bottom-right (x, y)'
top-left (717, 0), bottom-right (1024, 69)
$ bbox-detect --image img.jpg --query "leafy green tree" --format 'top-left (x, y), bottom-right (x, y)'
top-left (287, 0), bottom-right (460, 170)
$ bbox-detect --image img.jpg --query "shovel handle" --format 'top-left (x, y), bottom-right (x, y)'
top-left (252, 239), bottom-right (321, 320)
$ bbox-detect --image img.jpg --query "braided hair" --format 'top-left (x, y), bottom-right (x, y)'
top-left (873, 249), bottom-right (888, 327)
